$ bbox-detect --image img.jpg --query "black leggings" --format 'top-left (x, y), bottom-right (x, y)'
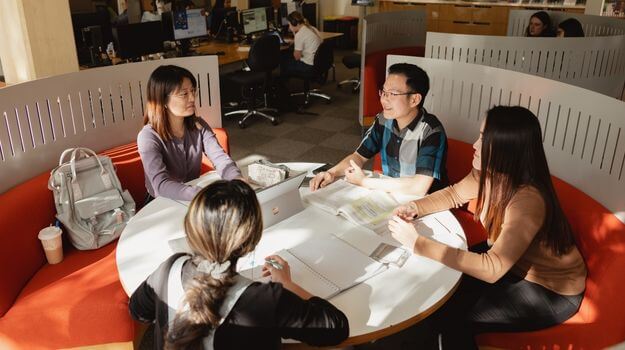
top-left (428, 242), bottom-right (583, 349)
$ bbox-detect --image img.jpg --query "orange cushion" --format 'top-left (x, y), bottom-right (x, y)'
top-left (200, 127), bottom-right (231, 174)
top-left (101, 143), bottom-right (146, 210)
top-left (0, 172), bottom-right (54, 317)
top-left (446, 139), bottom-right (473, 185)
top-left (373, 138), bottom-right (625, 346)
top-left (476, 175), bottom-right (625, 348)
top-left (0, 243), bottom-right (135, 349)
top-left (450, 208), bottom-right (487, 248)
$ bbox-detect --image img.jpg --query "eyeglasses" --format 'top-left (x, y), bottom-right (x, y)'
top-left (378, 89), bottom-right (417, 99)
top-left (170, 89), bottom-right (198, 99)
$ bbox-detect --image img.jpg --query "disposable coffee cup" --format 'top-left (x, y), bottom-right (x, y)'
top-left (38, 226), bottom-right (63, 265)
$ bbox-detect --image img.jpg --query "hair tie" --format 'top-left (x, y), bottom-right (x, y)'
top-left (197, 260), bottom-right (231, 279)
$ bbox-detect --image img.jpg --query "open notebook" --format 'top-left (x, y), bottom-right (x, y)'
top-left (240, 235), bottom-right (387, 299)
top-left (302, 180), bottom-right (400, 235)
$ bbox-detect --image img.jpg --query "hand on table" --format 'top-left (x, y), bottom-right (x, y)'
top-left (345, 160), bottom-right (366, 186)
top-left (392, 202), bottom-right (418, 221)
top-left (388, 215), bottom-right (420, 252)
top-left (310, 171), bottom-right (335, 191)
top-left (261, 255), bottom-right (291, 284)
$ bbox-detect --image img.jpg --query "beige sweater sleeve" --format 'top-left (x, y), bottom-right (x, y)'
top-left (414, 185), bottom-right (546, 283)
top-left (412, 170), bottom-right (481, 217)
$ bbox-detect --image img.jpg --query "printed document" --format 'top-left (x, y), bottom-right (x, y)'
top-left (302, 180), bottom-right (400, 235)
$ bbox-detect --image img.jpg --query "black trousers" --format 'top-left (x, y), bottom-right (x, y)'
top-left (428, 241), bottom-right (584, 349)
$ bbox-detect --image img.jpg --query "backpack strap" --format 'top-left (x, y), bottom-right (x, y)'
top-left (203, 275), bottom-right (253, 350)
top-left (166, 256), bottom-right (253, 350)
top-left (167, 255), bottom-right (191, 326)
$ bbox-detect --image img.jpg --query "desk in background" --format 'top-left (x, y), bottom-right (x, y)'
top-left (116, 163), bottom-right (467, 346)
top-left (82, 32), bottom-right (344, 69)
top-left (194, 31), bottom-right (343, 66)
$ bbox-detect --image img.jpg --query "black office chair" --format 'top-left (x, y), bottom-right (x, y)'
top-left (338, 53), bottom-right (361, 93)
top-left (289, 40), bottom-right (334, 108)
top-left (225, 35), bottom-right (281, 128)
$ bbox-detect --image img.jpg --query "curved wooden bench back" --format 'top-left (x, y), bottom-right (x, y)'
top-left (507, 10), bottom-right (625, 37)
top-left (425, 32), bottom-right (625, 98)
top-left (0, 56), bottom-right (222, 195)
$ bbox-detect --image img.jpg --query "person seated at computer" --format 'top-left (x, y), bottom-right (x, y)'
top-left (557, 18), bottom-right (585, 37)
top-left (310, 63), bottom-right (448, 196)
top-left (281, 11), bottom-right (322, 76)
top-left (129, 180), bottom-right (349, 349)
top-left (389, 106), bottom-right (586, 349)
top-left (137, 65), bottom-right (242, 203)
top-left (141, 0), bottom-right (172, 22)
top-left (525, 11), bottom-right (556, 37)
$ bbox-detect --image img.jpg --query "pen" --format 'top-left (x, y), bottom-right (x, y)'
top-left (265, 258), bottom-right (283, 270)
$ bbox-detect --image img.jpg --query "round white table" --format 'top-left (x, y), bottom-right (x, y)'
top-left (116, 163), bottom-right (467, 346)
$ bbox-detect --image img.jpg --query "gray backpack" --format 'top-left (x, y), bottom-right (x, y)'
top-left (48, 148), bottom-right (136, 250)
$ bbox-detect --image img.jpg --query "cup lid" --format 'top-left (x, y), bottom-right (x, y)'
top-left (38, 226), bottom-right (62, 240)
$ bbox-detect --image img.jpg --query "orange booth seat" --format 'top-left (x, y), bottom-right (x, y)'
top-left (0, 128), bottom-right (230, 349)
top-left (376, 138), bottom-right (625, 348)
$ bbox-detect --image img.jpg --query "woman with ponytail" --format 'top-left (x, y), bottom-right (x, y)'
top-left (129, 180), bottom-right (349, 349)
top-left (281, 11), bottom-right (322, 76)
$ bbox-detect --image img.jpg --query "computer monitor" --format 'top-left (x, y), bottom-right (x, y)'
top-left (241, 7), bottom-right (268, 35)
top-left (171, 8), bottom-right (208, 40)
top-left (113, 21), bottom-right (164, 60)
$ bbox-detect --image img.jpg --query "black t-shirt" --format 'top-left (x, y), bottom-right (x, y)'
top-left (129, 254), bottom-right (349, 349)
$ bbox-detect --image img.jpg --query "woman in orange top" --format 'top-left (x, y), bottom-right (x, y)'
top-left (389, 106), bottom-right (586, 349)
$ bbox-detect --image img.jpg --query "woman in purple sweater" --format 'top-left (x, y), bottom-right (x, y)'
top-left (138, 65), bottom-right (241, 203)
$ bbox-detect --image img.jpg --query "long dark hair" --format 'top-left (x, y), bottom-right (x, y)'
top-left (475, 106), bottom-right (575, 256)
top-left (164, 180), bottom-right (263, 349)
top-left (287, 11), bottom-right (321, 39)
top-left (526, 11), bottom-right (554, 37)
top-left (144, 65), bottom-right (197, 141)
top-left (558, 18), bottom-right (585, 37)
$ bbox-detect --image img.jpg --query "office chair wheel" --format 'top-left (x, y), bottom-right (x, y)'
top-left (238, 120), bottom-right (247, 129)
top-left (271, 117), bottom-right (280, 126)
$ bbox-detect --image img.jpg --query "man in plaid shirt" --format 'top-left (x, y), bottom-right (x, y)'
top-left (310, 63), bottom-right (448, 196)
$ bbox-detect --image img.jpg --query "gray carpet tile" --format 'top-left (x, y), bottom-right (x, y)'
top-left (322, 105), bottom-right (360, 120)
top-left (281, 111), bottom-right (324, 125)
top-left (282, 126), bottom-right (335, 144)
top-left (225, 131), bottom-right (274, 149)
top-left (304, 115), bottom-right (356, 133)
top-left (322, 132), bottom-right (363, 153)
top-left (254, 138), bottom-right (315, 160)
top-left (297, 145), bottom-right (351, 165)
top-left (229, 146), bottom-right (254, 162)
